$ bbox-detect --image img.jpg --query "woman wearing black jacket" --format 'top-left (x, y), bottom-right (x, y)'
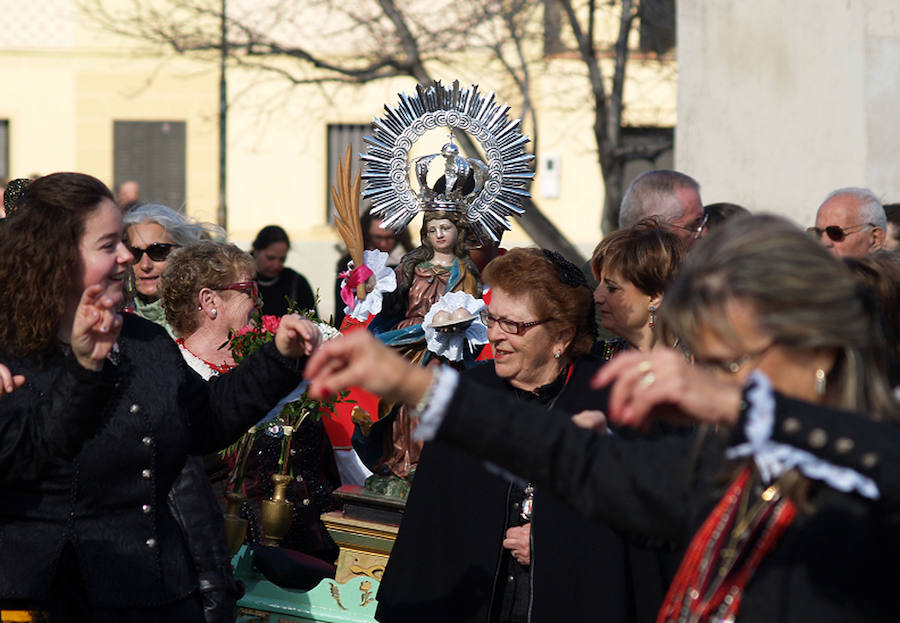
top-left (306, 215), bottom-right (900, 622)
top-left (0, 173), bottom-right (321, 621)
top-left (376, 249), bottom-right (675, 623)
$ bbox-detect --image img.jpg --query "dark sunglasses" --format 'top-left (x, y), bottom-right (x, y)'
top-left (129, 243), bottom-right (178, 263)
top-left (217, 281), bottom-right (260, 300)
top-left (480, 311), bottom-right (549, 336)
top-left (806, 222), bottom-right (874, 242)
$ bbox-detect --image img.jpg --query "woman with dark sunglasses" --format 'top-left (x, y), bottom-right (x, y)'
top-left (123, 204), bottom-right (224, 336)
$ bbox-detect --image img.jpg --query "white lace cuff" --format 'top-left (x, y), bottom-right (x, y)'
top-left (412, 366), bottom-right (460, 442)
top-left (725, 371), bottom-right (879, 500)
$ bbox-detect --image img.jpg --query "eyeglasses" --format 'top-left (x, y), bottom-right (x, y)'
top-left (671, 212), bottom-right (710, 240)
top-left (217, 281), bottom-right (260, 300)
top-left (806, 223), bottom-right (874, 242)
top-left (129, 243), bottom-right (178, 263)
top-left (480, 312), bottom-right (549, 336)
top-left (692, 341), bottom-right (775, 375)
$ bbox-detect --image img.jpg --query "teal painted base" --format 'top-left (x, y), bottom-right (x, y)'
top-left (233, 546), bottom-right (379, 623)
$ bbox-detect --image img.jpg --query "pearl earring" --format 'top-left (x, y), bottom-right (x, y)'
top-left (211, 308), bottom-right (218, 318)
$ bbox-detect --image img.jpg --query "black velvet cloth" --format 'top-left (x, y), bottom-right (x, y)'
top-left (258, 267), bottom-right (317, 318)
top-left (375, 356), bottom-right (673, 623)
top-left (237, 417), bottom-right (342, 563)
top-left (437, 376), bottom-right (900, 622)
top-left (0, 314), bottom-right (303, 617)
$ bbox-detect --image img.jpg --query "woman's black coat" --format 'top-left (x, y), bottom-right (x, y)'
top-left (435, 375), bottom-right (900, 622)
top-left (0, 314), bottom-right (303, 610)
top-left (375, 356), bottom-right (674, 623)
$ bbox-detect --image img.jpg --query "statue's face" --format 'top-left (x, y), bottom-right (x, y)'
top-left (425, 218), bottom-right (458, 254)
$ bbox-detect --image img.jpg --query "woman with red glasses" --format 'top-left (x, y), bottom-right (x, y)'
top-left (160, 241), bottom-right (342, 568)
top-left (373, 247), bottom-right (670, 623)
top-left (123, 204), bottom-right (224, 336)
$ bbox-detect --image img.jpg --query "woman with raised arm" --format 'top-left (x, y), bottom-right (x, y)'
top-left (0, 172), bottom-right (320, 621)
top-left (305, 215), bottom-right (900, 622)
top-left (160, 241), bottom-right (341, 565)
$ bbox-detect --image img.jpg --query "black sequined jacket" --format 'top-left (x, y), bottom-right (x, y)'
top-left (0, 314), bottom-right (303, 609)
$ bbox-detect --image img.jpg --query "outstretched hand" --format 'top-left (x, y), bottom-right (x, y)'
top-left (304, 330), bottom-right (432, 405)
top-left (274, 314), bottom-right (322, 359)
top-left (71, 285), bottom-right (123, 371)
top-left (591, 348), bottom-right (743, 429)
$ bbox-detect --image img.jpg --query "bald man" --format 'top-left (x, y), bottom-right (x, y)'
top-left (810, 188), bottom-right (886, 258)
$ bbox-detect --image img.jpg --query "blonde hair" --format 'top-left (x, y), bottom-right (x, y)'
top-left (159, 241), bottom-right (255, 337)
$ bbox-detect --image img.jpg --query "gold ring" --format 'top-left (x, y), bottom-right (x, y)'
top-left (638, 371), bottom-right (656, 389)
top-left (637, 360), bottom-right (653, 373)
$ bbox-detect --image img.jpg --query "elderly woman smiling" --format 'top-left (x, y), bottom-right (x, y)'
top-left (160, 241), bottom-right (342, 564)
top-left (373, 248), bottom-right (668, 623)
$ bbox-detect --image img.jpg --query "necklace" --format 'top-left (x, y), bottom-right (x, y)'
top-left (176, 338), bottom-right (235, 374)
top-left (657, 466), bottom-right (796, 622)
top-left (512, 363), bottom-right (575, 524)
top-left (601, 339), bottom-right (627, 362)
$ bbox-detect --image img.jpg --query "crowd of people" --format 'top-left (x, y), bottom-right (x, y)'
top-left (0, 167), bottom-right (898, 623)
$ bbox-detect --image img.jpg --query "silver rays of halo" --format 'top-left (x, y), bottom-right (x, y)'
top-left (360, 80), bottom-right (535, 244)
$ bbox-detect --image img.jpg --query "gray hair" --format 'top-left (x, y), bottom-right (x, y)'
top-left (123, 203), bottom-right (225, 246)
top-left (820, 187), bottom-right (887, 230)
top-left (660, 214), bottom-right (897, 420)
top-left (619, 169), bottom-right (702, 229)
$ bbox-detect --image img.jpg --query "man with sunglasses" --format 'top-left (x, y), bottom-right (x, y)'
top-left (810, 187), bottom-right (886, 258)
top-left (619, 169), bottom-right (706, 249)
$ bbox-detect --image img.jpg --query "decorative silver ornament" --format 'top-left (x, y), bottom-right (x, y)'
top-left (360, 80), bottom-right (534, 243)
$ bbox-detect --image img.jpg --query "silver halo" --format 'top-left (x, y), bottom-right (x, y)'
top-left (360, 80), bottom-right (534, 244)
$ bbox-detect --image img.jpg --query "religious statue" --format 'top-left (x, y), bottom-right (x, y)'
top-left (333, 80), bottom-right (535, 498)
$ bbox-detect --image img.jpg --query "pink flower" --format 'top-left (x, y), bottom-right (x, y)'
top-left (261, 315), bottom-right (281, 334)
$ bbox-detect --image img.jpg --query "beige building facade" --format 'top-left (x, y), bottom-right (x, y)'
top-left (0, 0), bottom-right (676, 319)
top-left (677, 0), bottom-right (900, 226)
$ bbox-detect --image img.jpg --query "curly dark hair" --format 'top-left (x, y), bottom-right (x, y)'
top-left (159, 241), bottom-right (256, 337)
top-left (0, 172), bottom-right (114, 356)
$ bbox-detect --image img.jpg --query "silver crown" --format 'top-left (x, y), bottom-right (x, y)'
top-left (360, 80), bottom-right (534, 243)
top-left (413, 140), bottom-right (488, 213)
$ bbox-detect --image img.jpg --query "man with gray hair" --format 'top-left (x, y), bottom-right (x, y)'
top-left (809, 187), bottom-right (886, 258)
top-left (619, 169), bottom-right (705, 247)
